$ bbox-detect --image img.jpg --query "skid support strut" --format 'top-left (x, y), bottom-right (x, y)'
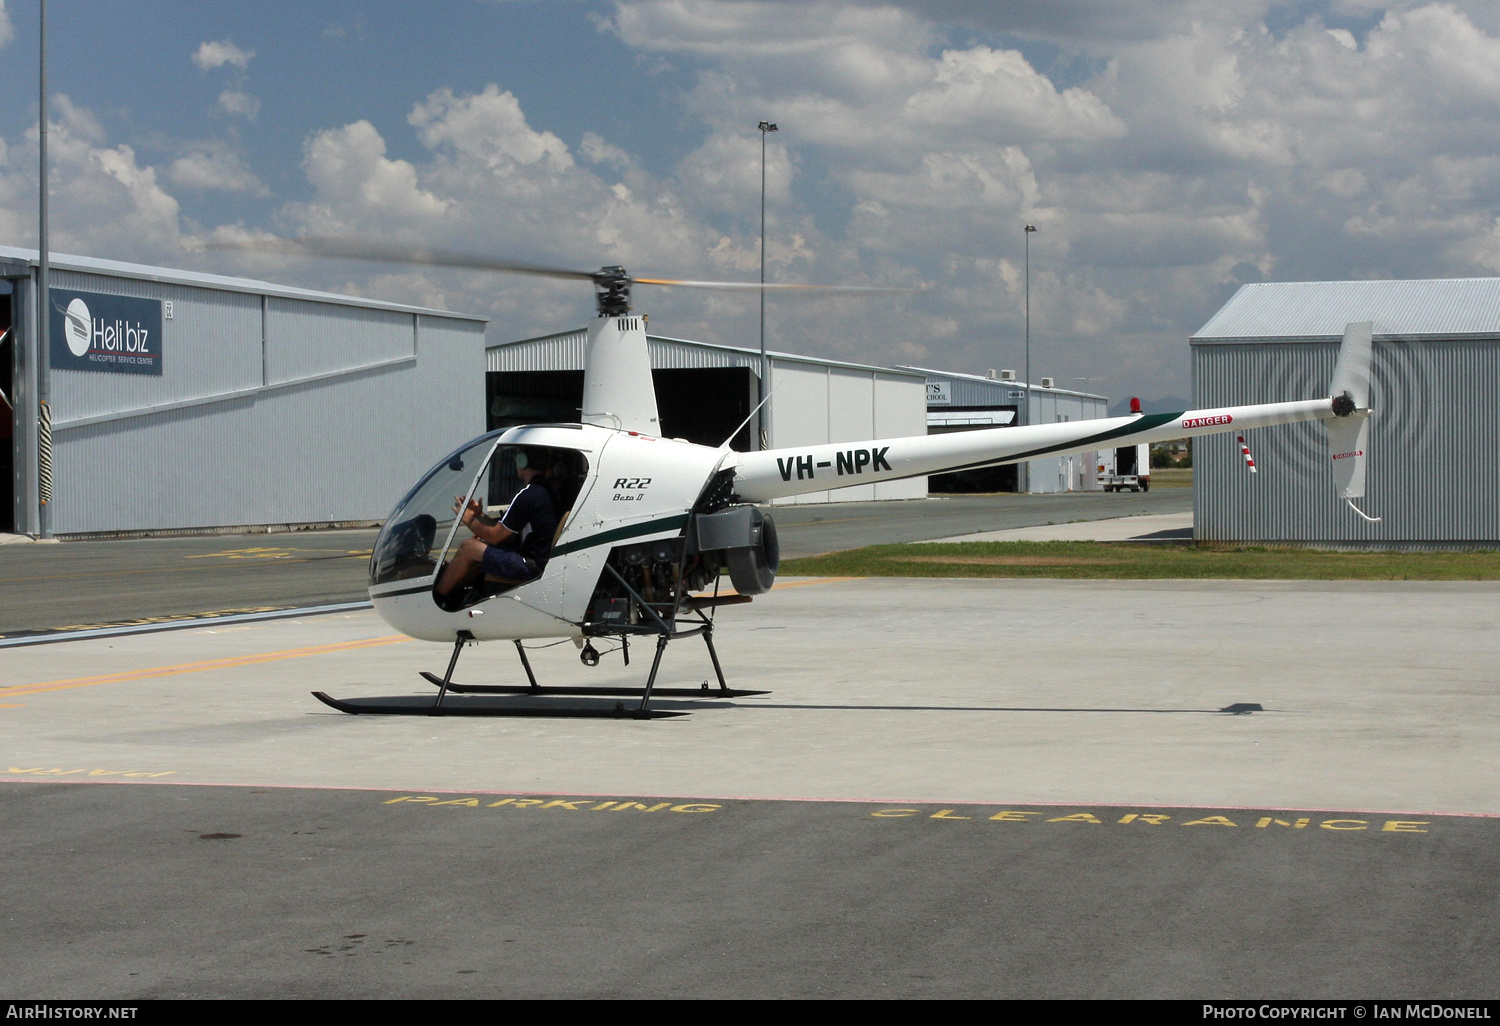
top-left (639, 635), bottom-right (670, 715)
top-left (702, 624), bottom-right (728, 693)
top-left (430, 630), bottom-right (475, 713)
top-left (513, 638), bottom-right (541, 692)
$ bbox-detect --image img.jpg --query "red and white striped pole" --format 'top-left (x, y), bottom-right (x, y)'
top-left (1237, 435), bottom-right (1257, 474)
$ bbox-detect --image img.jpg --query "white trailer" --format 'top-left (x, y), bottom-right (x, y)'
top-left (1098, 443), bottom-right (1151, 492)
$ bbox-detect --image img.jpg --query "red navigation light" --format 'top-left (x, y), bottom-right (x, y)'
top-left (1130, 397), bottom-right (1141, 414)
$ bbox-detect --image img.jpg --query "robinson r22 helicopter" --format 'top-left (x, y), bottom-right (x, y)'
top-left (239, 239), bottom-right (1377, 718)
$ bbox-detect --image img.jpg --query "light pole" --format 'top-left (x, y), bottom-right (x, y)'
top-left (1023, 223), bottom-right (1036, 405)
top-left (1023, 223), bottom-right (1036, 492)
top-left (757, 120), bottom-right (777, 450)
top-left (37, 0), bottom-right (51, 537)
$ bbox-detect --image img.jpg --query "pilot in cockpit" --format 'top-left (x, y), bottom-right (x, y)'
top-left (435, 447), bottom-right (559, 605)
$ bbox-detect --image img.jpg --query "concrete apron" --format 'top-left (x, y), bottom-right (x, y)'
top-left (2, 576), bottom-right (1496, 817)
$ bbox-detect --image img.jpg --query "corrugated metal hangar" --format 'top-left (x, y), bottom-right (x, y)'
top-left (903, 365), bottom-right (1108, 493)
top-left (486, 331), bottom-right (928, 504)
top-left (1193, 277), bottom-right (1500, 546)
top-left (0, 247), bottom-right (487, 537)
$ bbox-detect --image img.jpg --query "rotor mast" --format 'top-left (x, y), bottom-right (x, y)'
top-left (592, 267), bottom-right (632, 318)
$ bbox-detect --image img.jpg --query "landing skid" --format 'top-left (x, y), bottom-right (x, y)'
top-left (311, 691), bottom-right (685, 718)
top-left (313, 603), bottom-right (763, 718)
top-left (418, 671), bottom-right (769, 700)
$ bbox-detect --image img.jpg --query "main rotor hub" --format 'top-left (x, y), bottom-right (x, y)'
top-left (593, 266), bottom-right (632, 318)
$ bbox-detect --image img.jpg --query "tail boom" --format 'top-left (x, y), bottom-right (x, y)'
top-left (732, 397), bottom-right (1338, 502)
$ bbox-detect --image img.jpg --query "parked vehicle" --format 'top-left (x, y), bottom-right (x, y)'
top-left (1098, 443), bottom-right (1151, 492)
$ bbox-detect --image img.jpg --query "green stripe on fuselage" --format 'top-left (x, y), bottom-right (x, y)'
top-left (930, 412), bottom-right (1182, 477)
top-left (551, 513), bottom-right (691, 558)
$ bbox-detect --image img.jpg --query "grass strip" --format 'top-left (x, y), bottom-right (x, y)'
top-left (780, 541), bottom-right (1500, 581)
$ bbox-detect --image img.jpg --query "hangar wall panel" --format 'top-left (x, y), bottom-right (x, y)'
top-left (265, 298), bottom-right (415, 384)
top-left (47, 308), bottom-right (483, 535)
top-left (53, 399), bottom-right (260, 534)
top-left (409, 316), bottom-right (489, 500)
top-left (1024, 391), bottom-right (1110, 494)
top-left (768, 362), bottom-right (832, 504)
top-left (48, 269), bottom-right (262, 423)
top-left (827, 369), bottom-right (876, 502)
top-left (874, 375), bottom-right (928, 499)
top-left (6, 249), bottom-right (487, 536)
top-left (243, 362), bottom-right (425, 525)
top-left (1193, 339), bottom-right (1500, 543)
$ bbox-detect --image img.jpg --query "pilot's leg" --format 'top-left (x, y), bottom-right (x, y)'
top-left (436, 537), bottom-right (489, 595)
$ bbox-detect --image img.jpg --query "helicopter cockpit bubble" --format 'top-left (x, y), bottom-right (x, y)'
top-left (428, 440), bottom-right (592, 610)
top-left (369, 431), bottom-right (504, 588)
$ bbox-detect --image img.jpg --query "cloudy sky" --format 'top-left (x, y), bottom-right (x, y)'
top-left (0, 0), bottom-right (1497, 402)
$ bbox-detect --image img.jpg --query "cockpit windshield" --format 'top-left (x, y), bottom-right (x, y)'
top-left (369, 432), bottom-right (502, 587)
top-left (370, 433), bottom-right (592, 590)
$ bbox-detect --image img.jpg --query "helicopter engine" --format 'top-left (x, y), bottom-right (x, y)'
top-left (692, 504), bottom-right (779, 595)
top-left (585, 504), bottom-right (779, 630)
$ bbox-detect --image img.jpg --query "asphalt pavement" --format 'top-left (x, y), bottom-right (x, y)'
top-left (3, 781), bottom-right (1490, 999)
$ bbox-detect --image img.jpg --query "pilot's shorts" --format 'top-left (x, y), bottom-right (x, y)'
top-left (480, 546), bottom-right (537, 581)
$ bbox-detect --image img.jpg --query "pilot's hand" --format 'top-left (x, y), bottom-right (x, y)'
top-left (456, 497), bottom-right (484, 527)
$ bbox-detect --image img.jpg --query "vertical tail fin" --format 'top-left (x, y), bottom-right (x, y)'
top-left (1326, 322), bottom-right (1378, 519)
top-left (1329, 321), bottom-right (1373, 412)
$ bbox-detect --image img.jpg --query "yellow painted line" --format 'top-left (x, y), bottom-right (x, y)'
top-left (0, 635), bottom-right (409, 699)
top-left (6, 551), bottom-right (370, 585)
top-left (772, 576), bottom-right (863, 589)
top-left (699, 576), bottom-right (863, 600)
top-left (0, 703), bottom-right (24, 708)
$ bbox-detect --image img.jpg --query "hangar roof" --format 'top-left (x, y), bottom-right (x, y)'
top-left (0, 245), bottom-right (487, 322)
top-left (1193, 277), bottom-right (1500, 343)
top-left (898, 364), bottom-right (1105, 401)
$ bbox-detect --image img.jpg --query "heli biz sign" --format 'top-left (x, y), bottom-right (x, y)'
top-left (49, 289), bottom-right (163, 375)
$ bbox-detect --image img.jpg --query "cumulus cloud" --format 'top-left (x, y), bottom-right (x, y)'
top-left (580, 0), bottom-right (1500, 396)
top-left (611, 1), bottom-right (1124, 160)
top-left (194, 40), bottom-right (261, 120)
top-left (216, 89), bottom-right (261, 120)
top-left (9, 2), bottom-right (1496, 406)
top-left (0, 95), bottom-right (183, 260)
top-left (192, 40), bottom-right (255, 71)
top-left (168, 142), bottom-right (269, 196)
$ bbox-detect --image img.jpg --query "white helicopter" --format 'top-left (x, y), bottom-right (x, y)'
top-left (239, 240), bottom-right (1376, 718)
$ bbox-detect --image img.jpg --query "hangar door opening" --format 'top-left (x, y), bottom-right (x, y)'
top-left (487, 366), bottom-right (755, 450)
top-left (927, 405), bottom-right (1019, 493)
top-left (0, 280), bottom-right (13, 533)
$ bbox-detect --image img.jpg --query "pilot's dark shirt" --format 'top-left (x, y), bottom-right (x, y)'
top-left (499, 481), bottom-right (559, 569)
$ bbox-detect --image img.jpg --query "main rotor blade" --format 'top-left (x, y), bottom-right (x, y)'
top-left (206, 236), bottom-right (597, 281)
top-left (633, 277), bottom-right (915, 294)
